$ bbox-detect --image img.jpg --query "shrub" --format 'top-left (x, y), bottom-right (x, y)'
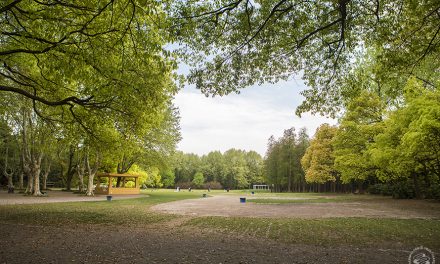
top-left (175, 181), bottom-right (192, 189)
top-left (202, 181), bottom-right (223, 190)
top-left (392, 181), bottom-right (415, 199)
top-left (367, 183), bottom-right (393, 196)
top-left (425, 184), bottom-right (440, 200)
top-left (367, 184), bottom-right (382, 195)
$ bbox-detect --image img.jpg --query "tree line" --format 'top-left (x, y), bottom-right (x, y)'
top-left (157, 149), bottom-right (265, 190)
top-left (265, 81), bottom-right (439, 199)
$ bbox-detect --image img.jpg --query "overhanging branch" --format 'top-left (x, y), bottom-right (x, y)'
top-left (0, 85), bottom-right (93, 106)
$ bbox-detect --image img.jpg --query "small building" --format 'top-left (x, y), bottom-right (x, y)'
top-left (95, 173), bottom-right (140, 195)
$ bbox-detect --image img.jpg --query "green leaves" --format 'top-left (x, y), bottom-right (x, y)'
top-left (333, 91), bottom-right (384, 183)
top-left (301, 124), bottom-right (338, 184)
top-left (169, 0), bottom-right (440, 116)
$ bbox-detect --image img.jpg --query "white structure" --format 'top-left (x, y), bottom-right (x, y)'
top-left (253, 184), bottom-right (269, 190)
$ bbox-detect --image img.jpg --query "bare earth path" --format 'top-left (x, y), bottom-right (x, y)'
top-left (152, 194), bottom-right (440, 219)
top-left (0, 190), bottom-right (142, 205)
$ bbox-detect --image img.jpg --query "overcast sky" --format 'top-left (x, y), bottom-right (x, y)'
top-left (173, 76), bottom-right (337, 156)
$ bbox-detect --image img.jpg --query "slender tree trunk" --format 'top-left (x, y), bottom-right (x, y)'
top-left (77, 162), bottom-right (85, 193)
top-left (25, 166), bottom-right (33, 195)
top-left (18, 148), bottom-right (24, 189)
top-left (66, 146), bottom-right (75, 191)
top-left (42, 162), bottom-right (51, 190)
top-left (4, 146), bottom-right (14, 190)
top-left (85, 152), bottom-right (101, 196)
top-left (7, 173), bottom-right (14, 189)
top-left (86, 172), bottom-right (94, 196)
top-left (31, 154), bottom-right (43, 196)
top-left (19, 172), bottom-right (24, 189)
top-left (412, 172), bottom-right (421, 199)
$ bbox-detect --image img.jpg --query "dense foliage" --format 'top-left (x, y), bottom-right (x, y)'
top-left (168, 0), bottom-right (440, 117)
top-left (162, 149), bottom-right (265, 189)
top-left (264, 128), bottom-right (309, 192)
top-left (0, 1), bottom-right (180, 195)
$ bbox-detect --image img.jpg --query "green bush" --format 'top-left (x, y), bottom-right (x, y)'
top-left (202, 181), bottom-right (223, 190)
top-left (367, 184), bottom-right (382, 194)
top-left (392, 181), bottom-right (415, 199)
top-left (425, 184), bottom-right (440, 200)
top-left (367, 183), bottom-right (393, 196)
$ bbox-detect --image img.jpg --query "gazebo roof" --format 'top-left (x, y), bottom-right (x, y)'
top-left (96, 173), bottom-right (139, 178)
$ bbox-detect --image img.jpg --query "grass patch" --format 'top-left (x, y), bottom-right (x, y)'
top-left (0, 190), bottom-right (200, 226)
top-left (186, 217), bottom-right (440, 248)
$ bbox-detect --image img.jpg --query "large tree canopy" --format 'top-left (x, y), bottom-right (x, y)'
top-left (168, 0), bottom-right (440, 116)
top-left (0, 1), bottom-right (182, 195)
top-left (1, 0), bottom-right (178, 134)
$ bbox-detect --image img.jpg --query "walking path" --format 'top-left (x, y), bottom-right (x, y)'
top-left (0, 190), bottom-right (142, 205)
top-left (152, 194), bottom-right (440, 219)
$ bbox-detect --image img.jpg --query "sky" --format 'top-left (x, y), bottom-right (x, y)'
top-left (173, 76), bottom-right (337, 156)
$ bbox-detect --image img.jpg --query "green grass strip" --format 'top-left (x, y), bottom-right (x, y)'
top-left (187, 216), bottom-right (440, 248)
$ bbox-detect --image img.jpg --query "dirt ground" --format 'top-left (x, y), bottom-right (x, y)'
top-left (0, 221), bottom-right (415, 264)
top-left (152, 194), bottom-right (440, 219)
top-left (1, 192), bottom-right (438, 263)
top-left (0, 190), bottom-right (142, 205)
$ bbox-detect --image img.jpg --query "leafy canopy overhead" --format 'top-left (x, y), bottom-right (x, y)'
top-left (168, 0), bottom-right (440, 116)
top-left (1, 0), bottom-right (178, 135)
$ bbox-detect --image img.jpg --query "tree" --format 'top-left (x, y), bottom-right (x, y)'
top-left (369, 78), bottom-right (440, 198)
top-left (264, 128), bottom-right (309, 192)
top-left (1, 1), bottom-right (182, 194)
top-left (301, 124), bottom-right (338, 186)
top-left (160, 169), bottom-right (176, 188)
top-left (0, 120), bottom-right (19, 191)
top-left (192, 172), bottom-right (205, 188)
top-left (244, 151), bottom-right (265, 186)
top-left (333, 91), bottom-right (384, 186)
top-left (1, 0), bottom-right (178, 130)
top-left (200, 151), bottom-right (224, 182)
top-left (168, 0), bottom-right (440, 116)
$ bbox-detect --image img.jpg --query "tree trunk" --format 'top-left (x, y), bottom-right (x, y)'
top-left (25, 164), bottom-right (33, 195)
top-left (31, 155), bottom-right (43, 196)
top-left (412, 172), bottom-right (421, 199)
top-left (7, 172), bottom-right (13, 189)
top-left (86, 172), bottom-right (94, 196)
top-left (18, 149), bottom-right (25, 189)
top-left (19, 172), bottom-right (24, 189)
top-left (358, 180), bottom-right (364, 194)
top-left (65, 146), bottom-right (75, 191)
top-left (42, 162), bottom-right (51, 190)
top-left (3, 146), bottom-right (15, 190)
top-left (77, 162), bottom-right (85, 193)
top-left (85, 152), bottom-right (100, 196)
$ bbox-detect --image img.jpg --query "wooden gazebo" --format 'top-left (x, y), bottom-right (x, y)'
top-left (95, 173), bottom-right (140, 195)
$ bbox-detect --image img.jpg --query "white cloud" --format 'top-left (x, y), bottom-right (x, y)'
top-left (173, 79), bottom-right (336, 156)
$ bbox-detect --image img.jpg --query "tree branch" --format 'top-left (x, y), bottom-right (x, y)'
top-left (0, 85), bottom-right (93, 106)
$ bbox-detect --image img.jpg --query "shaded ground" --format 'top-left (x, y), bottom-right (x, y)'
top-left (152, 194), bottom-right (440, 219)
top-left (0, 221), bottom-right (414, 264)
top-left (0, 190), bottom-right (142, 205)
